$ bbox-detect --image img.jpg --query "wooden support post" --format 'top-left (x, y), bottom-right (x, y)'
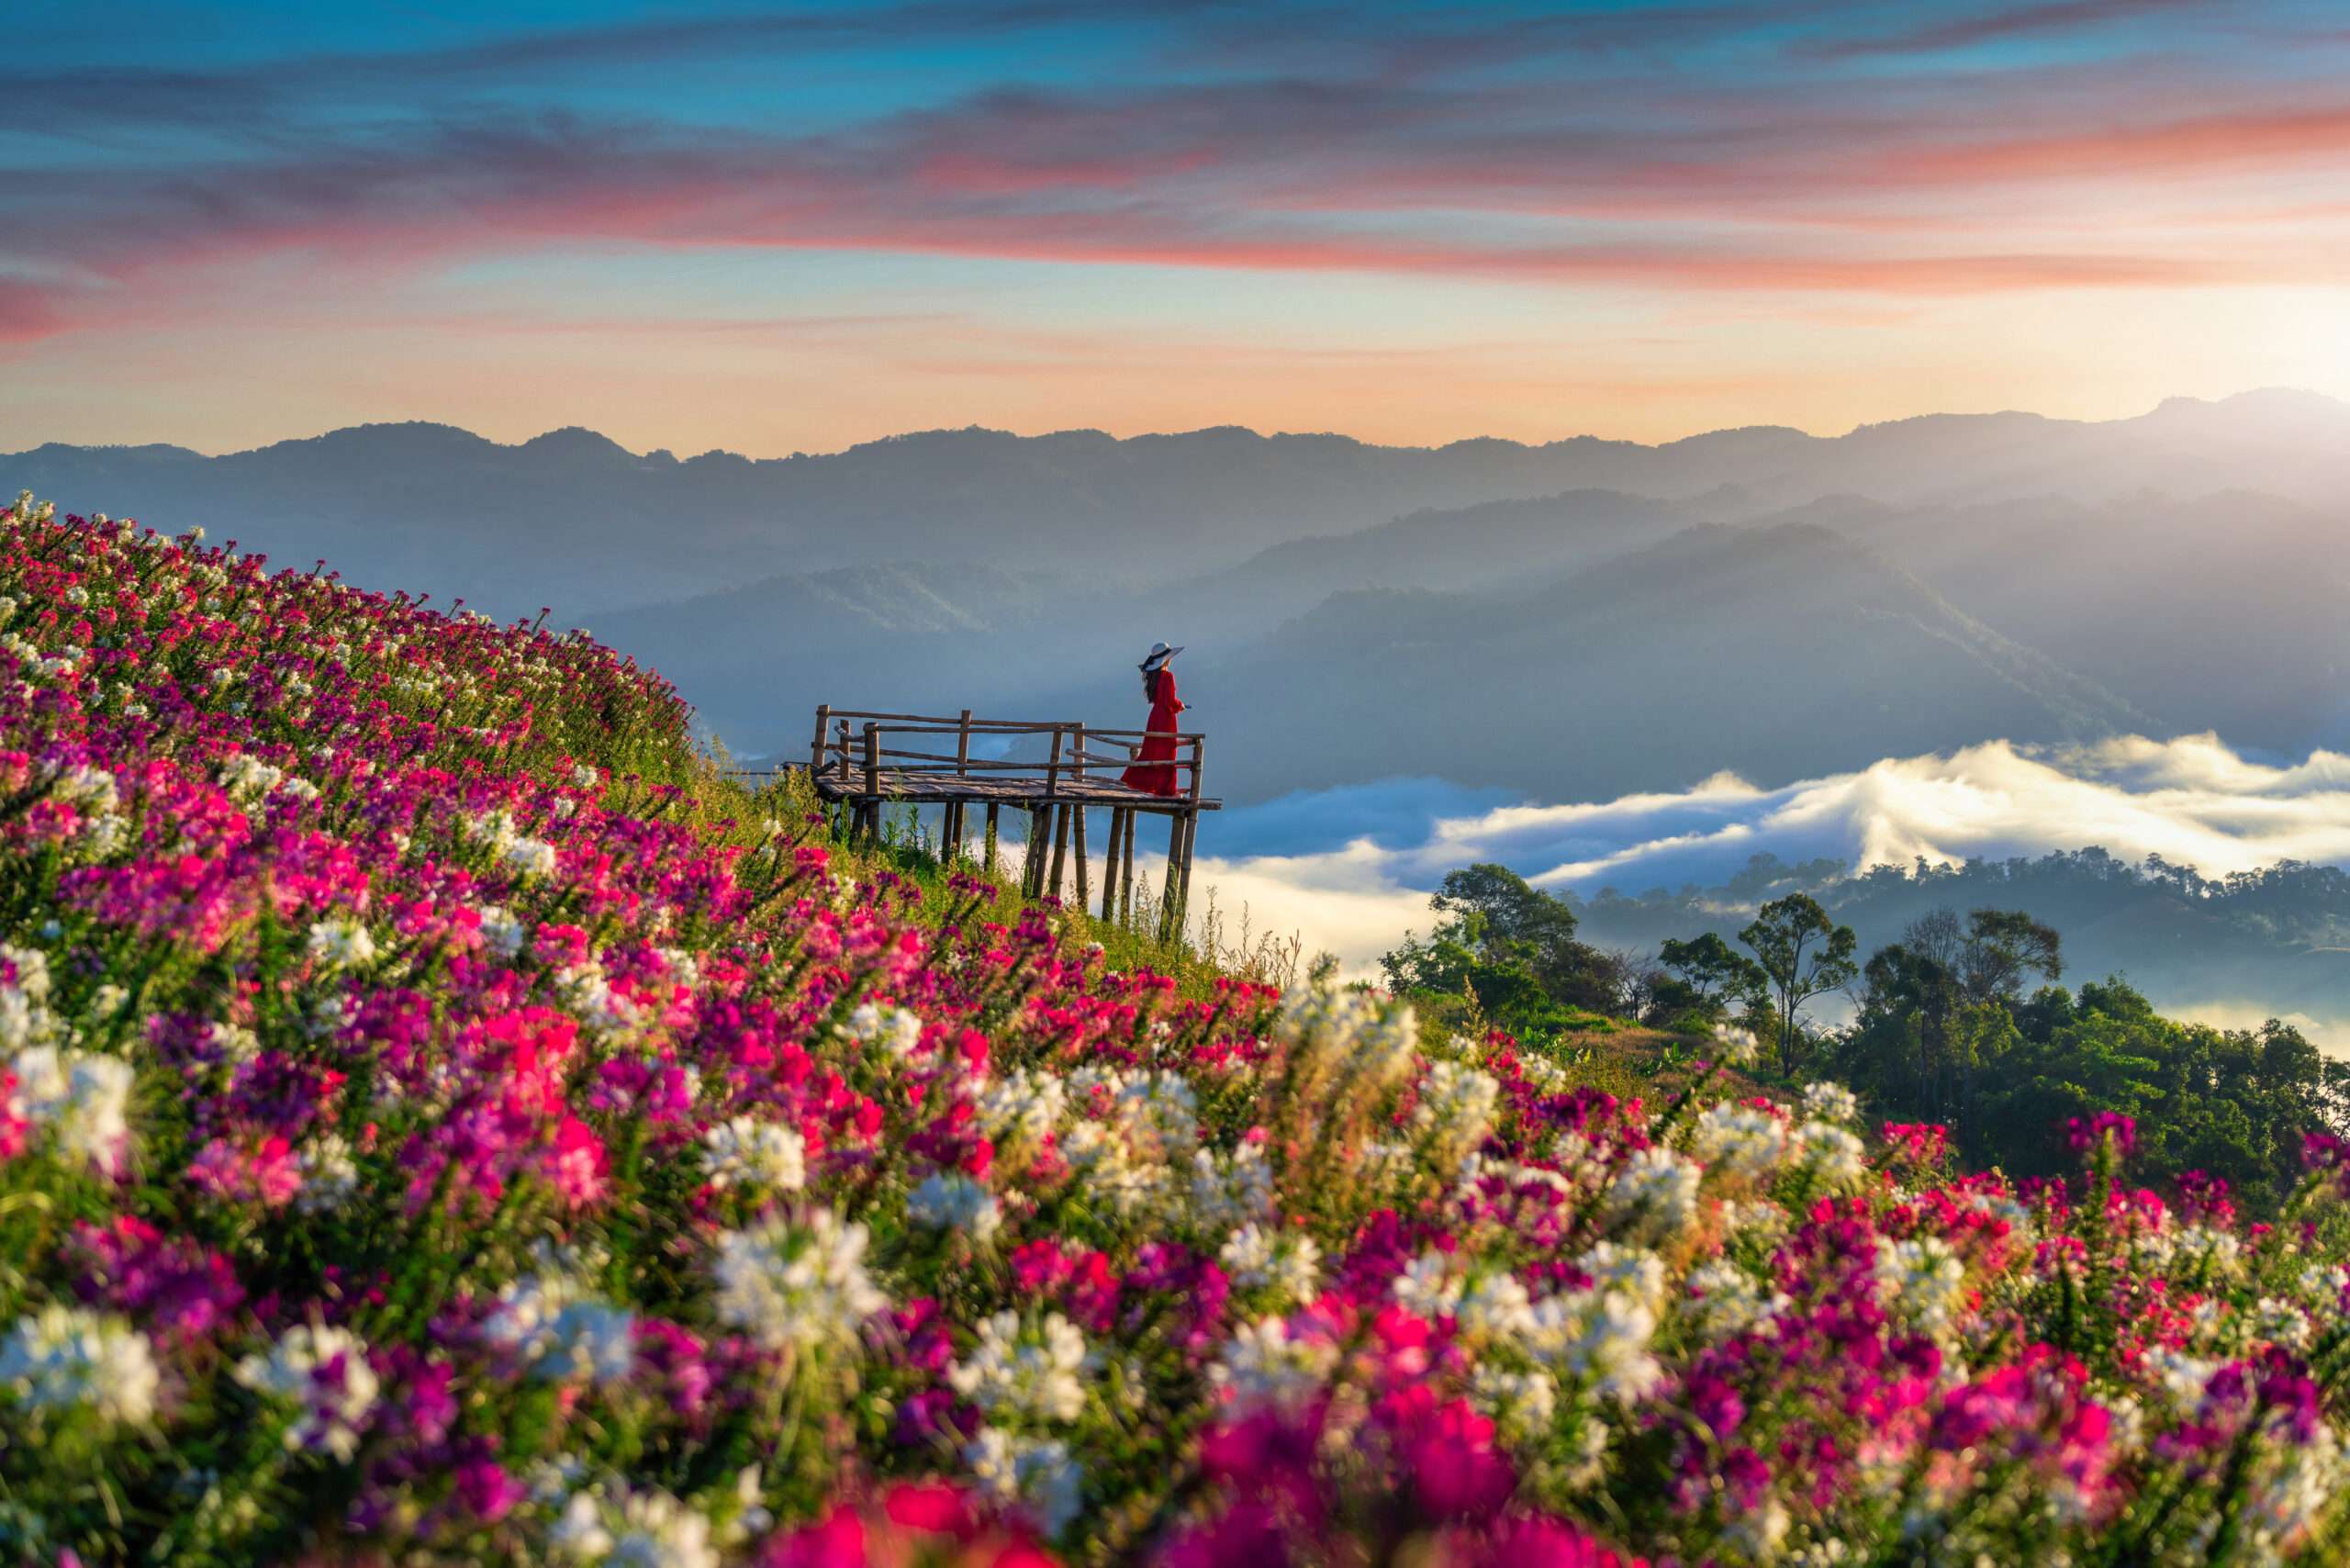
top-left (1049, 802), bottom-right (1072, 901)
top-left (1175, 811), bottom-right (1198, 935)
top-left (1100, 809), bottom-right (1125, 920)
top-left (1160, 812), bottom-right (1188, 941)
top-left (811, 704), bottom-right (832, 778)
top-left (1072, 723), bottom-right (1089, 911)
top-left (1120, 815), bottom-right (1136, 926)
top-left (1026, 806), bottom-right (1052, 898)
top-left (860, 723), bottom-right (881, 843)
top-left (985, 803), bottom-right (1000, 879)
top-left (1175, 734), bottom-right (1204, 935)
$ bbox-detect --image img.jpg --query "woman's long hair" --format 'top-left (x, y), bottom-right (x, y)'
top-left (1142, 666), bottom-right (1163, 702)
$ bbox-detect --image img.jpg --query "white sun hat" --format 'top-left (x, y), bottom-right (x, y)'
top-left (1138, 641), bottom-right (1184, 672)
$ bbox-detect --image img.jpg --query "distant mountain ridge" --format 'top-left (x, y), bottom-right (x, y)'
top-left (11, 388), bottom-right (2349, 809)
top-left (8, 388), bottom-right (2343, 619)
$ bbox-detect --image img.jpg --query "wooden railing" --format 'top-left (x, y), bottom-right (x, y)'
top-left (806, 706), bottom-right (1204, 806)
top-left (797, 705), bottom-right (1212, 938)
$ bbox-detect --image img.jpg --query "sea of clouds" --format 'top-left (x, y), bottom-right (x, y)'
top-left (1174, 734), bottom-right (2350, 973)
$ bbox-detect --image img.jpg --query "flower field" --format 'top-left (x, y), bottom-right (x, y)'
top-left (4, 490), bottom-right (2350, 1566)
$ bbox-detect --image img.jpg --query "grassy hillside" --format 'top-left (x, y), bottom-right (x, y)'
top-left (2, 493), bottom-right (2349, 1565)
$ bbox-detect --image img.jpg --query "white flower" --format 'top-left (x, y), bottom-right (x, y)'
top-left (1219, 1224), bottom-right (1321, 1305)
top-left (481, 1275), bottom-right (637, 1389)
top-left (1693, 1102), bottom-right (1789, 1178)
top-left (2145, 1347), bottom-right (2218, 1411)
top-left (2237, 1417), bottom-right (2347, 1560)
top-left (1711, 1022), bottom-right (1759, 1066)
top-left (1471, 1363), bottom-right (1559, 1444)
top-left (701, 1117), bottom-right (807, 1194)
top-left (907, 1170), bottom-right (1002, 1243)
top-left (1189, 1141), bottom-right (1277, 1230)
top-left (306, 918), bottom-right (377, 970)
top-left (2255, 1296), bottom-right (2311, 1352)
top-left (1208, 1316), bottom-right (1339, 1415)
top-left (1873, 1237), bottom-right (1967, 1334)
top-left (505, 836), bottom-right (560, 879)
top-left (1575, 1241), bottom-right (1667, 1308)
top-left (845, 1003), bottom-right (925, 1062)
top-left (0, 1305), bottom-right (159, 1428)
top-left (1790, 1121), bottom-right (1868, 1191)
top-left (948, 1311), bottom-right (1089, 1423)
top-left (1684, 1260), bottom-right (1787, 1343)
top-left (2171, 1224), bottom-right (2243, 1278)
top-left (1531, 1288), bottom-right (1663, 1405)
top-left (1801, 1081), bottom-right (1860, 1124)
top-left (712, 1209), bottom-right (887, 1355)
top-left (548, 1481), bottom-right (719, 1568)
top-left (1455, 1268), bottom-right (1539, 1343)
top-left (218, 753), bottom-right (285, 801)
top-left (964, 1428), bottom-right (1085, 1539)
top-left (977, 1068), bottom-right (1069, 1157)
top-left (1412, 1058), bottom-right (1499, 1170)
top-left (296, 1134), bottom-right (361, 1215)
top-left (48, 764), bottom-right (118, 815)
top-left (1282, 986), bottom-right (1418, 1087)
top-left (1114, 1071), bottom-right (1200, 1163)
top-left (236, 1323), bottom-right (380, 1461)
top-left (478, 904), bottom-right (528, 959)
top-left (8, 1045), bottom-right (134, 1173)
top-left (1391, 1248), bottom-right (1464, 1318)
top-left (1606, 1146), bottom-right (1701, 1239)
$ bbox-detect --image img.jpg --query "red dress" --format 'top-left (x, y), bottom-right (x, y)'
top-left (1121, 670), bottom-right (1186, 797)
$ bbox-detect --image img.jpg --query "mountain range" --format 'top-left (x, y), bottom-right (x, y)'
top-left (9, 387), bottom-right (2348, 808)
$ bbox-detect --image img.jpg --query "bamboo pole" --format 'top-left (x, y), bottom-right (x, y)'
top-left (1025, 806), bottom-right (1052, 898)
top-left (1120, 817), bottom-right (1136, 926)
top-left (1072, 724), bottom-right (1090, 911)
top-left (1100, 809), bottom-right (1125, 920)
top-left (1160, 812), bottom-right (1188, 942)
top-left (1175, 812), bottom-right (1198, 935)
top-left (1048, 804), bottom-right (1071, 901)
top-left (861, 724), bottom-right (881, 843)
top-left (1176, 734), bottom-right (1205, 933)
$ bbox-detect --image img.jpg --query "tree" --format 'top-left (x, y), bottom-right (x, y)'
top-left (1427, 863), bottom-right (1616, 1012)
top-left (1954, 908), bottom-right (2062, 1005)
top-left (1738, 893), bottom-right (1857, 1071)
top-left (1655, 932), bottom-right (1766, 1020)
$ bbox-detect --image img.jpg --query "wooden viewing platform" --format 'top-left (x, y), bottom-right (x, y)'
top-left (789, 706), bottom-right (1219, 937)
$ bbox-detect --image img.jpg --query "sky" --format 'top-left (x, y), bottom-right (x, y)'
top-left (4, 0), bottom-right (2348, 455)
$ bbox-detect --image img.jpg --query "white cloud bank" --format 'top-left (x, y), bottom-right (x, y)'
top-left (1179, 734), bottom-right (2350, 973)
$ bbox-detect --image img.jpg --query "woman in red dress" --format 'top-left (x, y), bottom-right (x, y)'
top-left (1121, 642), bottom-right (1187, 797)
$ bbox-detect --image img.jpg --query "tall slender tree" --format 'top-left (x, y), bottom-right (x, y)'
top-left (1739, 893), bottom-right (1858, 1071)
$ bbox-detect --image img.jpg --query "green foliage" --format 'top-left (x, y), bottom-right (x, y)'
top-left (1654, 931), bottom-right (1765, 1022)
top-left (1738, 893), bottom-right (1857, 1072)
top-left (1826, 909), bottom-right (2350, 1212)
top-left (1382, 864), bottom-right (1621, 1044)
